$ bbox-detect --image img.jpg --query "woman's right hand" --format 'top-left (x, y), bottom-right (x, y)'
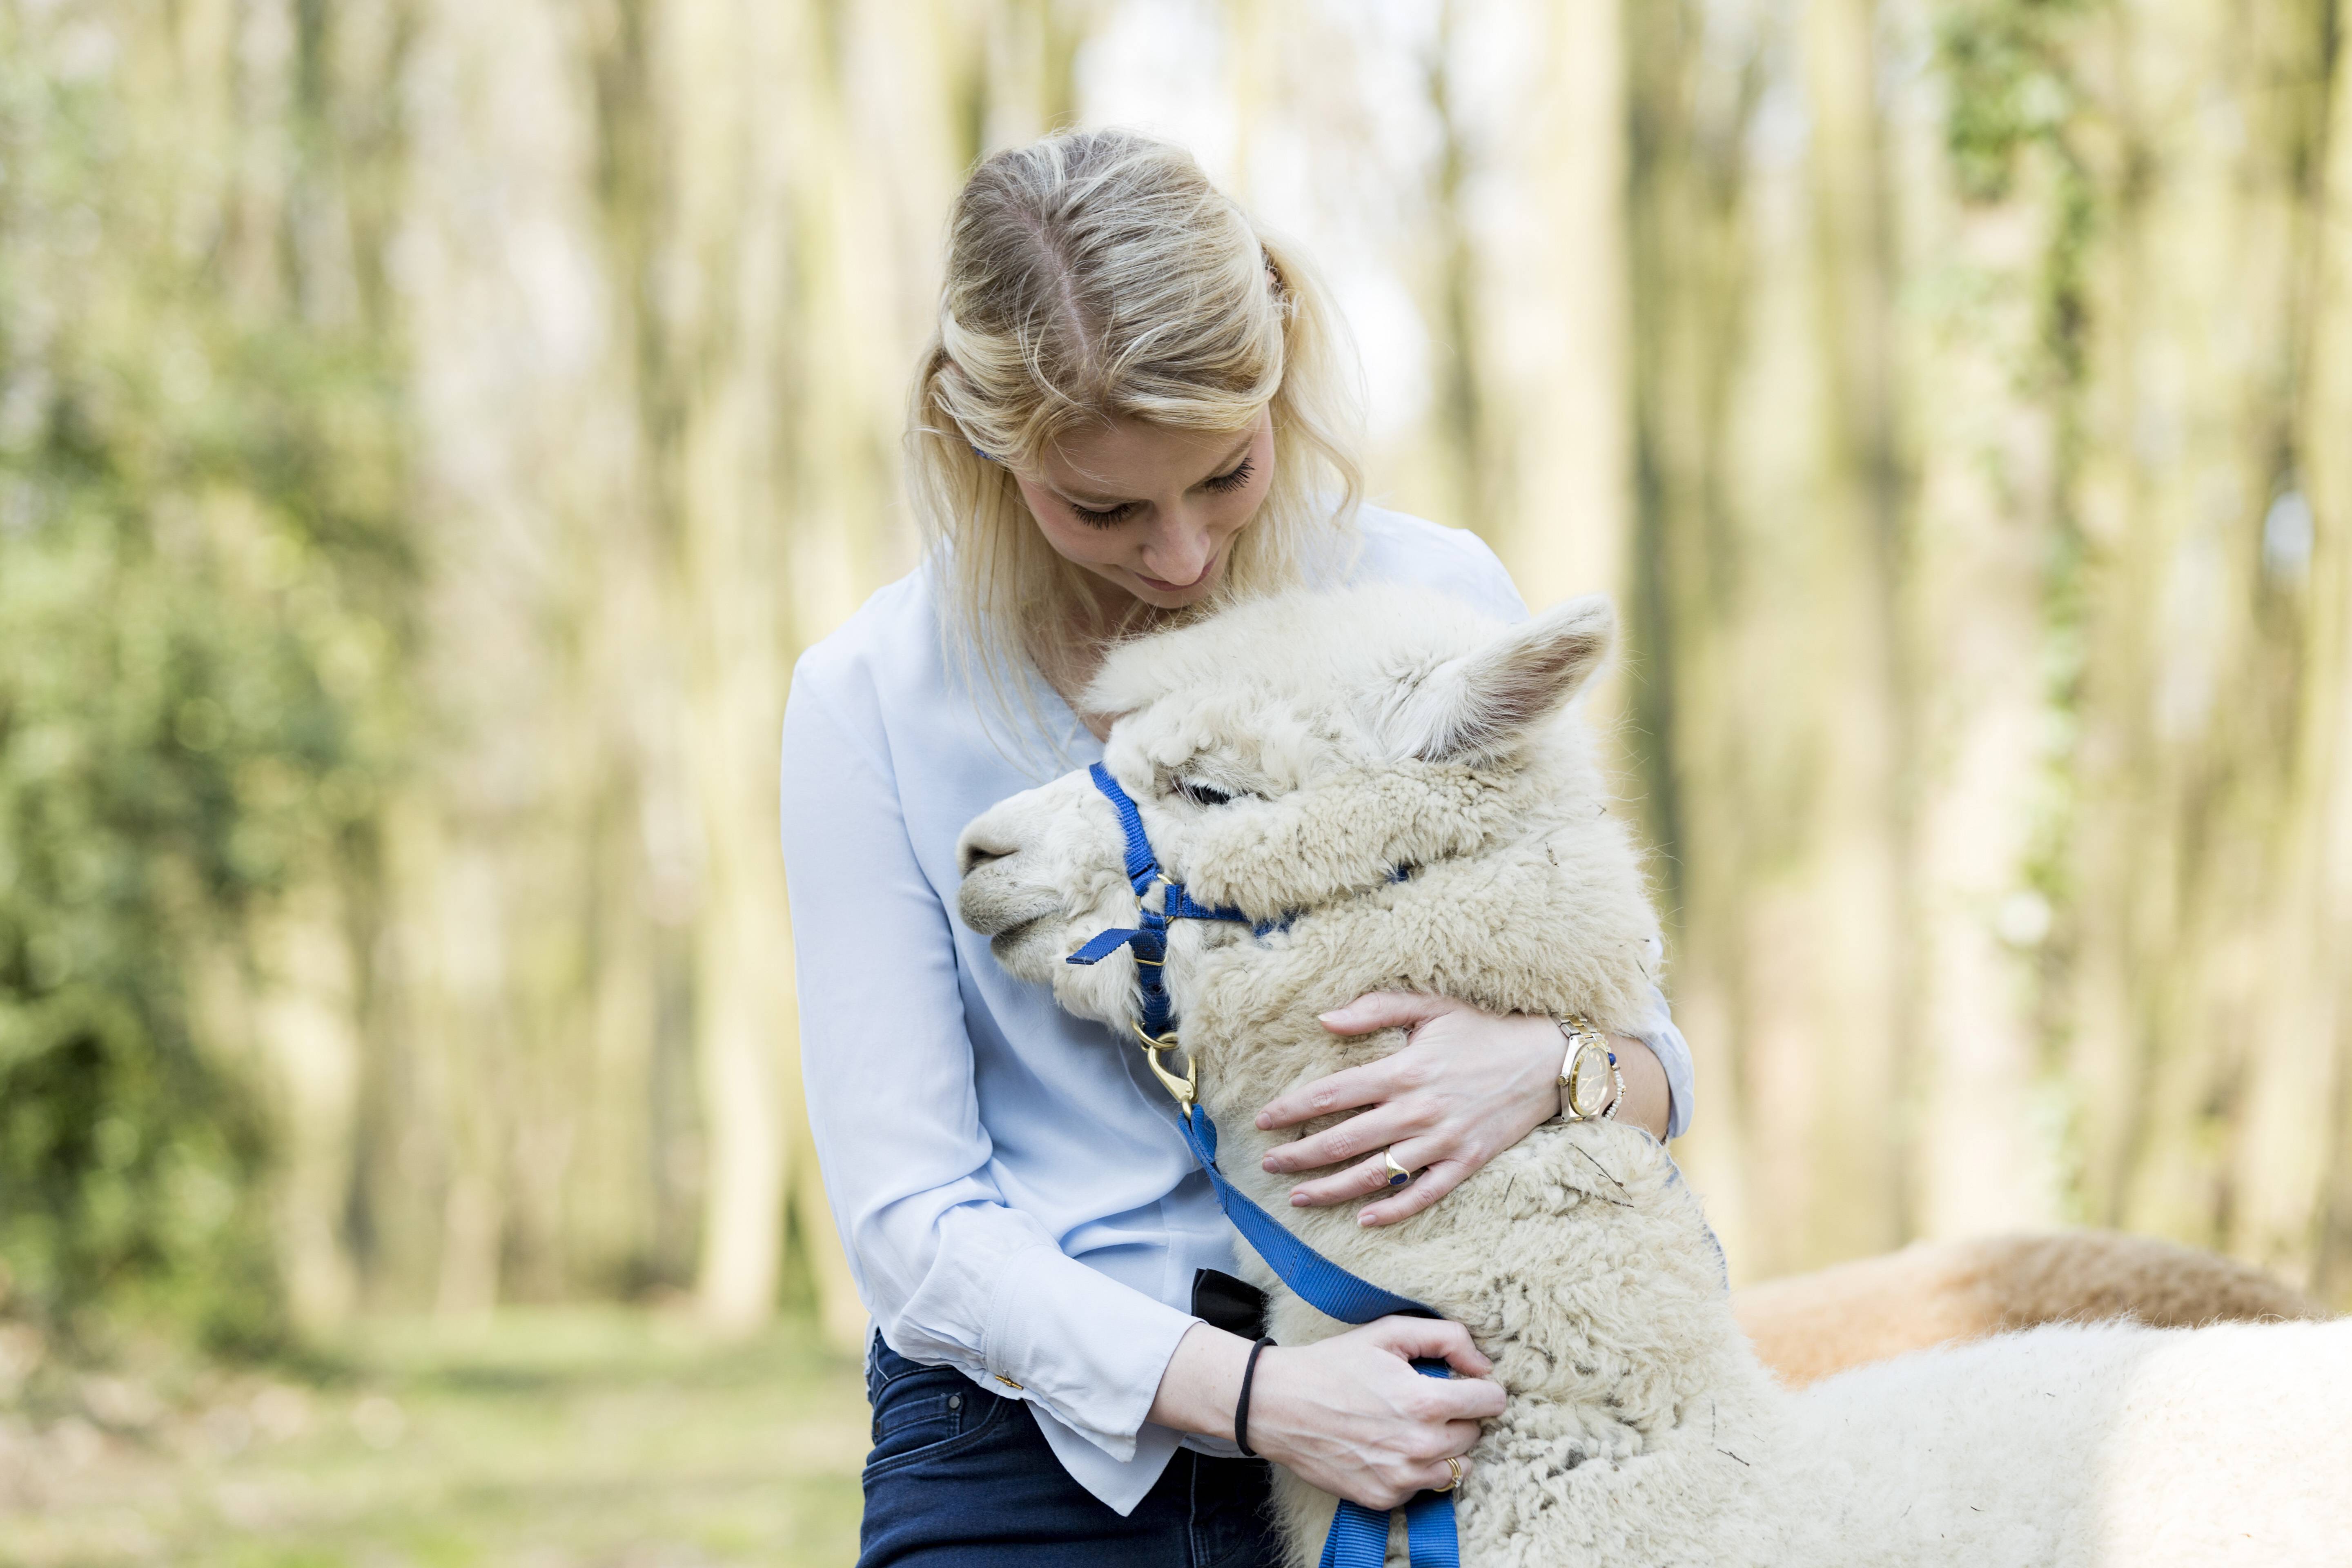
top-left (1242, 1317), bottom-right (1503, 1509)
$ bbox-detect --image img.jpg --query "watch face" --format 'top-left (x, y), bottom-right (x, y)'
top-left (1569, 1042), bottom-right (1611, 1118)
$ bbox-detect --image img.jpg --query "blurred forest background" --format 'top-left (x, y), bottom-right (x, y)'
top-left (3, 0), bottom-right (2350, 1454)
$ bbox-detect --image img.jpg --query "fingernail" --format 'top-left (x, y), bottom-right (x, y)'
top-left (1316, 1010), bottom-right (1342, 1024)
top-left (1291, 1194), bottom-right (1308, 1207)
top-left (1254, 1114), bottom-right (1272, 1129)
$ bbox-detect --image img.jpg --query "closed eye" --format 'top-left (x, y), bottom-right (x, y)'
top-left (1176, 778), bottom-right (1235, 808)
top-left (1201, 457), bottom-right (1254, 494)
top-left (1069, 499), bottom-right (1141, 527)
top-left (1065, 449), bottom-right (1253, 526)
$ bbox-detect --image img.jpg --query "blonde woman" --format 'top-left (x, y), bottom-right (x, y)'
top-left (782, 129), bottom-right (1693, 1567)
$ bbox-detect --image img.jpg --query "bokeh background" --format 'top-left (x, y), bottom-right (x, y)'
top-left (3, 0), bottom-right (2347, 1562)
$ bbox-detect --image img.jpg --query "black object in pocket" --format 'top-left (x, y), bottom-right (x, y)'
top-left (1192, 1268), bottom-right (1269, 1340)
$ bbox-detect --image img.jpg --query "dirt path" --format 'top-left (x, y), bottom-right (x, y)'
top-left (0, 1310), bottom-right (865, 1567)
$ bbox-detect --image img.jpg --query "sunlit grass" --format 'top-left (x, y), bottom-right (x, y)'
top-left (0, 1308), bottom-right (866, 1568)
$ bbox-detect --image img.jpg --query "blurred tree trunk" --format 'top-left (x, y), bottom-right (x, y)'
top-left (2058, 0), bottom-right (2341, 1274)
top-left (2294, 9), bottom-right (2352, 1302)
top-left (1625, 0), bottom-right (1910, 1278)
top-left (573, 0), bottom-right (799, 1335)
top-left (2208, 2), bottom-right (2352, 1290)
top-left (1883, 0), bottom-right (2068, 1241)
top-left (1621, 0), bottom-right (1763, 1256)
top-left (249, 886), bottom-right (366, 1329)
top-left (1455, 0), bottom-right (1636, 703)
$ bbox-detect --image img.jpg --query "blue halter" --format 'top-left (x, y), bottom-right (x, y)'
top-left (1064, 762), bottom-right (1260, 1040)
top-left (1065, 761), bottom-right (1462, 1568)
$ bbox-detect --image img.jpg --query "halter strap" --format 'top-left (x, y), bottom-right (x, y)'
top-left (1064, 763), bottom-right (1256, 1038)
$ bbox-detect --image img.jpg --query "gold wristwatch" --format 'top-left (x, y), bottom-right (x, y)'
top-left (1553, 1016), bottom-right (1621, 1123)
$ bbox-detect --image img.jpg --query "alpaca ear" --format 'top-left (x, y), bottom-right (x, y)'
top-left (1382, 595), bottom-right (1616, 762)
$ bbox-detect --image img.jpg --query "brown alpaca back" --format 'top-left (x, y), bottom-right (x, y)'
top-left (1735, 1231), bottom-right (2330, 1389)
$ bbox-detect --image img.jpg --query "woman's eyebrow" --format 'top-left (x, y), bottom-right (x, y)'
top-left (1050, 435), bottom-right (1256, 508)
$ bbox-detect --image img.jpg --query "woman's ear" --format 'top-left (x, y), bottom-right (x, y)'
top-left (1380, 595), bottom-right (1615, 763)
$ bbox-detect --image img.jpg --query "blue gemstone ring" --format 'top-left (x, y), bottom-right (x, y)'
top-left (1383, 1149), bottom-right (1412, 1187)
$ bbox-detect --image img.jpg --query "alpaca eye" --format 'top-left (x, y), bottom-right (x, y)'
top-left (1176, 779), bottom-right (1234, 808)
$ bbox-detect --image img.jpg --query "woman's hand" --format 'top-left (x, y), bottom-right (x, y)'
top-left (1149, 1318), bottom-right (1503, 1510)
top-left (1256, 993), bottom-right (1670, 1225)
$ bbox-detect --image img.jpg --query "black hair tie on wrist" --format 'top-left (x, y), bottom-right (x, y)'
top-left (1235, 1336), bottom-right (1275, 1459)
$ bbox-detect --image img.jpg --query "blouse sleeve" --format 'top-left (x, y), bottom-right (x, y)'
top-left (1637, 976), bottom-right (1697, 1141)
top-left (780, 670), bottom-right (1201, 1462)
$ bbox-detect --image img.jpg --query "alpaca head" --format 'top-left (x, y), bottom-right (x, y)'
top-left (956, 585), bottom-right (1619, 1030)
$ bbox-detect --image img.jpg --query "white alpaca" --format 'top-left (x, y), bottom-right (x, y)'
top-left (955, 584), bottom-right (2352, 1567)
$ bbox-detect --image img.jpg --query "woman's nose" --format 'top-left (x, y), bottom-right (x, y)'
top-left (1139, 514), bottom-right (1214, 584)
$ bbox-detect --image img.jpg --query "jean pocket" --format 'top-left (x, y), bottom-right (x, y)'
top-left (866, 1363), bottom-right (994, 1470)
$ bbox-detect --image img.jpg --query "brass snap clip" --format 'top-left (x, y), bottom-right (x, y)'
top-left (1129, 1020), bottom-right (1197, 1107)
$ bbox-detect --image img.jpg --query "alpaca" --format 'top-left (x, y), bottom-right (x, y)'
top-left (1735, 1230), bottom-right (2329, 1390)
top-left (955, 584), bottom-right (2352, 1567)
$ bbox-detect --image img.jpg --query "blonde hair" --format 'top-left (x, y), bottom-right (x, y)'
top-left (907, 128), bottom-right (1365, 753)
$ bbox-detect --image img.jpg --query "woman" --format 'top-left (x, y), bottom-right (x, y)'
top-left (782, 129), bottom-right (1695, 1568)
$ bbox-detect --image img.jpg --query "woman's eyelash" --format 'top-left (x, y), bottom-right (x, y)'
top-left (1070, 500), bottom-right (1140, 527)
top-left (1068, 460), bottom-right (1251, 525)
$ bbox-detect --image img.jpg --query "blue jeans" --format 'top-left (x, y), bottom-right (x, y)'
top-left (858, 1336), bottom-right (1285, 1567)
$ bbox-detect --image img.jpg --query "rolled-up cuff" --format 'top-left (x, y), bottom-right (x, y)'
top-left (1633, 987), bottom-right (1696, 1140)
top-left (979, 1243), bottom-right (1202, 1462)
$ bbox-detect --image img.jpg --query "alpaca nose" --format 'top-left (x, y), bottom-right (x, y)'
top-left (957, 826), bottom-right (1020, 878)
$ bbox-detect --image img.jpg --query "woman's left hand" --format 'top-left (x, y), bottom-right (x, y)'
top-left (1255, 993), bottom-right (1666, 1226)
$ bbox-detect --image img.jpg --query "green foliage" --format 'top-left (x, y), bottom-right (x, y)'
top-left (0, 13), bottom-right (410, 1347)
top-left (1938, 0), bottom-right (2088, 204)
top-left (1935, 0), bottom-right (2099, 405)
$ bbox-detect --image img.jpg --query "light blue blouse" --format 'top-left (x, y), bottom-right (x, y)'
top-left (780, 508), bottom-right (1695, 1514)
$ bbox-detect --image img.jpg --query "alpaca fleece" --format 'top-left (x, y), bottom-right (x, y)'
top-left (955, 584), bottom-right (2352, 1566)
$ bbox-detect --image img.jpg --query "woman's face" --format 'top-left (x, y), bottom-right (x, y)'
top-left (1011, 409), bottom-right (1274, 612)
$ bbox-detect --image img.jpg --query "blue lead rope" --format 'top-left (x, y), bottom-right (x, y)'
top-left (1176, 1100), bottom-right (1461, 1568)
top-left (1065, 762), bottom-right (1462, 1568)
top-left (1171, 1097), bottom-right (1431, 1325)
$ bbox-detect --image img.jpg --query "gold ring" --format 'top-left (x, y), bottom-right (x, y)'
top-left (1436, 1456), bottom-right (1462, 1493)
top-left (1382, 1149), bottom-right (1411, 1188)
